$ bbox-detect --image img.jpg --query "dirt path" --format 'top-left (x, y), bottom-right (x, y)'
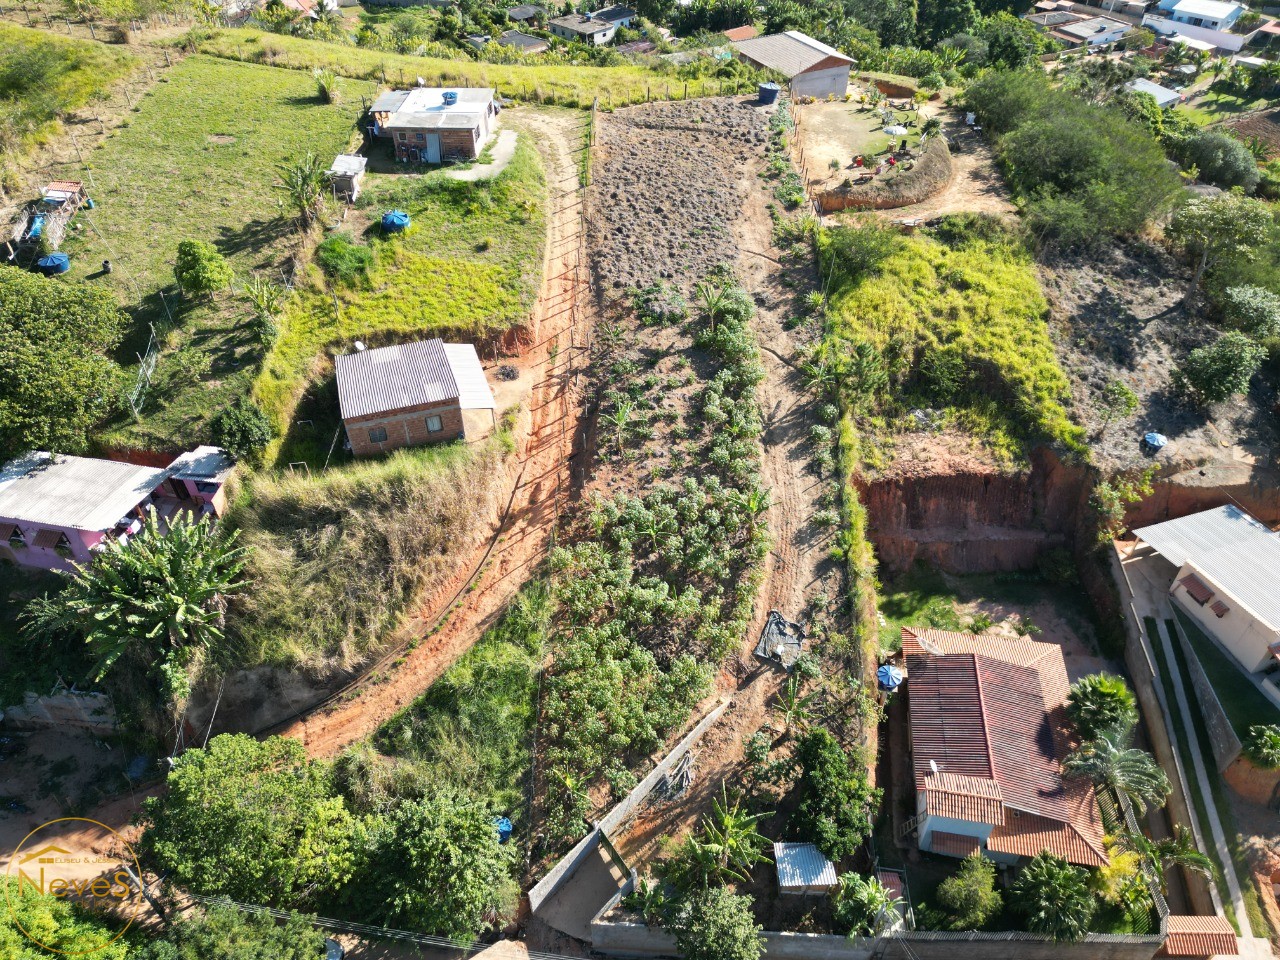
top-left (262, 109), bottom-right (592, 757)
top-left (613, 155), bottom-right (845, 867)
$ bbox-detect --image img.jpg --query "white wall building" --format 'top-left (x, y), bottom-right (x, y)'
top-left (731, 31), bottom-right (856, 99)
top-left (1144, 0), bottom-right (1252, 51)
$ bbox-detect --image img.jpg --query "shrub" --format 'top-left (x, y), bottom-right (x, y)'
top-left (1174, 331), bottom-right (1265, 406)
top-left (175, 239), bottom-right (234, 296)
top-left (316, 231), bottom-right (374, 284)
top-left (1012, 852), bottom-right (1095, 941)
top-left (1245, 725), bottom-right (1280, 769)
top-left (937, 852), bottom-right (1001, 930)
top-left (212, 397), bottom-right (274, 463)
top-left (313, 66), bottom-right (340, 104)
top-left (792, 727), bottom-right (879, 861)
top-left (1219, 285), bottom-right (1280, 339)
top-left (1177, 130), bottom-right (1260, 193)
top-left (831, 873), bottom-right (904, 937)
top-left (670, 888), bottom-right (764, 960)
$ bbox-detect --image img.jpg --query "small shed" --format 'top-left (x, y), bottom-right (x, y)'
top-left (327, 155), bottom-right (367, 201)
top-left (774, 842), bottom-right (837, 895)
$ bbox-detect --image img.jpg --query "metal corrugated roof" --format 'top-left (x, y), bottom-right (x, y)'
top-left (335, 340), bottom-right (459, 420)
top-left (1127, 77), bottom-right (1182, 106)
top-left (442, 344), bottom-right (496, 410)
top-left (328, 155), bottom-right (367, 177)
top-left (773, 843), bottom-right (837, 889)
top-left (1135, 505), bottom-right (1280, 630)
top-left (1160, 915), bottom-right (1239, 956)
top-left (1171, 0), bottom-right (1242, 20)
top-left (731, 31), bottom-right (855, 77)
top-left (167, 446), bottom-right (235, 482)
top-left (0, 452), bottom-right (170, 531)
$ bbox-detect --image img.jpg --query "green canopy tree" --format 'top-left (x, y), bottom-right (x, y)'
top-left (1166, 192), bottom-right (1273, 305)
top-left (1066, 672), bottom-right (1139, 741)
top-left (175, 239), bottom-right (234, 297)
top-left (23, 509), bottom-right (249, 703)
top-left (134, 904), bottom-right (325, 960)
top-left (142, 734), bottom-right (355, 906)
top-left (670, 888), bottom-right (764, 960)
top-left (1174, 331), bottom-right (1265, 407)
top-left (937, 851), bottom-right (1001, 930)
top-left (1, 880), bottom-right (128, 959)
top-left (792, 727), bottom-right (879, 861)
top-left (1012, 852), bottom-right (1095, 941)
top-left (0, 269), bottom-right (125, 461)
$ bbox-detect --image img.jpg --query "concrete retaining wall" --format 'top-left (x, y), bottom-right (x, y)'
top-left (1170, 614), bottom-right (1242, 773)
top-left (3, 690), bottom-right (116, 731)
top-left (816, 136), bottom-right (952, 213)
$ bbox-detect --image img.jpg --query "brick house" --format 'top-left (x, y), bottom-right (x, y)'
top-left (0, 447), bottom-right (234, 572)
top-left (335, 339), bottom-right (497, 458)
top-left (370, 87), bottom-right (499, 164)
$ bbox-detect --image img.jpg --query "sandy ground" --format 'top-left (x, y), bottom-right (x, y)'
top-left (273, 109), bottom-right (594, 757)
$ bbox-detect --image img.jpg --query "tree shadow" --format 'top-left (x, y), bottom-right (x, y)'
top-left (273, 373), bottom-right (347, 471)
top-left (215, 217), bottom-right (293, 261)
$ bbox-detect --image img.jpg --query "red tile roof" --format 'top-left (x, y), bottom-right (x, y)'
top-left (722, 24), bottom-right (758, 41)
top-left (1160, 915), bottom-right (1238, 957)
top-left (923, 771), bottom-right (1004, 825)
top-left (876, 870), bottom-right (904, 901)
top-left (904, 627), bottom-right (1108, 868)
top-left (929, 831), bottom-right (981, 858)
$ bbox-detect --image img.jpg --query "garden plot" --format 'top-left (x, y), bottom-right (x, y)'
top-left (1040, 240), bottom-right (1280, 472)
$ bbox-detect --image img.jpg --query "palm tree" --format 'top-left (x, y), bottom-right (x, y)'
top-left (277, 152), bottom-right (328, 226)
top-left (1116, 827), bottom-right (1213, 894)
top-left (773, 674), bottom-right (816, 736)
top-left (730, 486), bottom-right (772, 533)
top-left (600, 397), bottom-right (635, 452)
top-left (1063, 729), bottom-right (1171, 816)
top-left (694, 279), bottom-right (729, 336)
top-left (832, 873), bottom-right (905, 937)
top-left (1012, 853), bottom-right (1095, 942)
top-left (1066, 672), bottom-right (1139, 741)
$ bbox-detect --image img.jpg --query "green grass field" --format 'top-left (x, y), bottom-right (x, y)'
top-left (192, 28), bottom-right (716, 108)
top-left (1175, 608), bottom-right (1280, 740)
top-left (59, 54), bottom-right (374, 452)
top-left (257, 133), bottom-right (546, 465)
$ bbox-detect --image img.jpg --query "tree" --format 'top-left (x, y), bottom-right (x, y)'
top-left (1178, 130), bottom-right (1260, 193)
top-left (1066, 672), bottom-right (1139, 741)
top-left (792, 727), bottom-right (879, 861)
top-left (1165, 193), bottom-right (1273, 305)
top-left (212, 396), bottom-right (275, 463)
top-left (831, 873), bottom-right (904, 937)
top-left (1096, 380), bottom-right (1139, 438)
top-left (0, 880), bottom-right (129, 959)
top-left (23, 509), bottom-right (250, 703)
top-left (936, 851), bottom-right (1001, 930)
top-left (669, 888), bottom-right (764, 960)
top-left (1219, 285), bottom-right (1280, 339)
top-left (669, 784), bottom-right (769, 889)
top-left (1012, 852), bottom-right (1095, 941)
top-left (1116, 826), bottom-right (1212, 894)
top-left (134, 904), bottom-right (325, 960)
top-left (0, 270), bottom-right (125, 461)
top-left (918, 0), bottom-right (979, 46)
top-left (175, 239), bottom-right (234, 297)
top-left (1173, 331), bottom-right (1265, 406)
top-left (342, 788), bottom-right (516, 940)
top-left (278, 151), bottom-right (328, 225)
top-left (143, 734), bottom-right (355, 906)
top-left (1244, 724), bottom-right (1280, 769)
top-left (1063, 728), bottom-right (1171, 815)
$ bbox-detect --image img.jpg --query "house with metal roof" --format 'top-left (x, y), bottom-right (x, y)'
top-left (498, 29), bottom-right (550, 54)
top-left (1126, 77), bottom-right (1184, 108)
top-left (1134, 505), bottom-right (1280, 676)
top-left (901, 627), bottom-right (1108, 869)
top-left (506, 3), bottom-right (546, 25)
top-left (590, 5), bottom-right (635, 27)
top-left (1145, 0), bottom-right (1253, 52)
top-left (730, 30), bottom-right (855, 98)
top-left (0, 447), bottom-right (233, 571)
top-left (335, 339), bottom-right (497, 457)
top-left (369, 87), bottom-right (499, 164)
top-left (548, 13), bottom-right (618, 44)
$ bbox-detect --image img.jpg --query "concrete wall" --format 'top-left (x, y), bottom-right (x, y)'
top-left (3, 690), bottom-right (116, 731)
top-left (917, 813), bottom-right (992, 854)
top-left (1171, 567), bottom-right (1278, 674)
top-left (1169, 604), bottom-right (1245, 772)
top-left (790, 66), bottom-right (850, 99)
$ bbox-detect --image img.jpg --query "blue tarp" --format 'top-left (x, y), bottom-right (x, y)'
top-left (877, 664), bottom-right (904, 691)
top-left (381, 210), bottom-right (411, 232)
top-left (493, 816), bottom-right (513, 843)
top-left (1143, 432), bottom-right (1168, 450)
top-left (26, 214), bottom-right (46, 241)
top-left (37, 252), bottom-right (70, 275)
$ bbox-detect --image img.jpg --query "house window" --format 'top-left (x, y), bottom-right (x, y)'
top-left (416, 132), bottom-right (425, 142)
top-left (397, 132), bottom-right (406, 142)
top-left (1179, 574), bottom-right (1214, 606)
top-left (368, 426), bottom-right (389, 443)
top-left (1211, 600), bottom-right (1230, 619)
top-left (425, 415), bottom-right (443, 433)
top-left (194, 481), bottom-right (220, 494)
top-left (32, 528), bottom-right (63, 551)
top-left (3, 524), bottom-right (23, 549)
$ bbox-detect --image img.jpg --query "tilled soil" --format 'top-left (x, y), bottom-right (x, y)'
top-left (588, 97), bottom-right (770, 294)
top-left (1040, 240), bottom-right (1280, 472)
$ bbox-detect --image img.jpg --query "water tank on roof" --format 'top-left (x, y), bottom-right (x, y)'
top-left (442, 90), bottom-right (458, 106)
top-left (758, 82), bottom-right (781, 105)
top-left (36, 252), bottom-right (70, 275)
top-left (381, 210), bottom-right (411, 233)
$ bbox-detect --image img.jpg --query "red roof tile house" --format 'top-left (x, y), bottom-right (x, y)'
top-left (902, 627), bottom-right (1108, 869)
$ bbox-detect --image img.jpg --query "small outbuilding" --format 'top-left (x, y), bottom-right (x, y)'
top-left (335, 338), bottom-right (497, 457)
top-left (327, 154), bottom-right (367, 201)
top-left (506, 3), bottom-right (546, 25)
top-left (1125, 76), bottom-right (1184, 108)
top-left (498, 29), bottom-right (551, 54)
top-left (370, 87), bottom-right (499, 163)
top-left (1158, 915), bottom-right (1239, 957)
top-left (773, 843), bottom-right (837, 895)
top-left (731, 31), bottom-right (856, 99)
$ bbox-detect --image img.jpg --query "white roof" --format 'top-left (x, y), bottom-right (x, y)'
top-left (1135, 505), bottom-right (1280, 629)
top-left (443, 344), bottom-right (497, 410)
top-left (1126, 77), bottom-right (1182, 106)
top-left (1172, 34), bottom-right (1218, 50)
top-left (773, 842), bottom-right (837, 889)
top-left (371, 87), bottom-right (494, 124)
top-left (328, 154), bottom-right (367, 177)
top-left (0, 452), bottom-right (170, 532)
top-left (1171, 0), bottom-right (1242, 19)
top-left (1059, 15), bottom-right (1129, 38)
top-left (167, 446), bottom-right (235, 482)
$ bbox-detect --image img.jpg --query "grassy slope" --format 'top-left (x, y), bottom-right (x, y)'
top-left (193, 29), bottom-right (687, 108)
top-left (821, 230), bottom-right (1084, 465)
top-left (60, 54), bottom-right (373, 451)
top-left (257, 136), bottom-right (546, 465)
top-left (1174, 608), bottom-right (1280, 739)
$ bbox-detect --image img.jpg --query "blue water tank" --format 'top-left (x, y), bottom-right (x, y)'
top-left (758, 82), bottom-right (781, 105)
top-left (381, 210), bottom-right (411, 233)
top-left (36, 252), bottom-right (71, 275)
top-left (493, 816), bottom-right (513, 844)
top-left (442, 90), bottom-right (458, 106)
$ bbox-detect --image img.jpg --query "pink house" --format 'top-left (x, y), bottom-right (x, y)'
top-left (0, 447), bottom-right (234, 572)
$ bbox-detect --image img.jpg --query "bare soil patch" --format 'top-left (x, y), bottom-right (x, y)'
top-left (1221, 107), bottom-right (1280, 160)
top-left (1039, 240), bottom-right (1280, 473)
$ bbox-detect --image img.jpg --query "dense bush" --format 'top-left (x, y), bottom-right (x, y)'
top-left (1176, 130), bottom-right (1260, 193)
top-left (937, 852), bottom-right (1002, 930)
top-left (670, 888), bottom-right (764, 960)
top-left (1174, 331), bottom-right (1265, 406)
top-left (175, 239), bottom-right (235, 296)
top-left (212, 396), bottom-right (274, 462)
top-left (1245, 724), bottom-right (1280, 769)
top-left (1219, 285), bottom-right (1280, 339)
top-left (964, 70), bottom-right (1180, 245)
top-left (791, 727), bottom-right (879, 861)
top-left (316, 231), bottom-right (374, 283)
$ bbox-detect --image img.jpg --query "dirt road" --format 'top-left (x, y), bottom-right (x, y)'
top-left (265, 109), bottom-right (592, 757)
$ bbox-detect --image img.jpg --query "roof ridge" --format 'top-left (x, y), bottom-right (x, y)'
top-left (970, 653), bottom-right (998, 782)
